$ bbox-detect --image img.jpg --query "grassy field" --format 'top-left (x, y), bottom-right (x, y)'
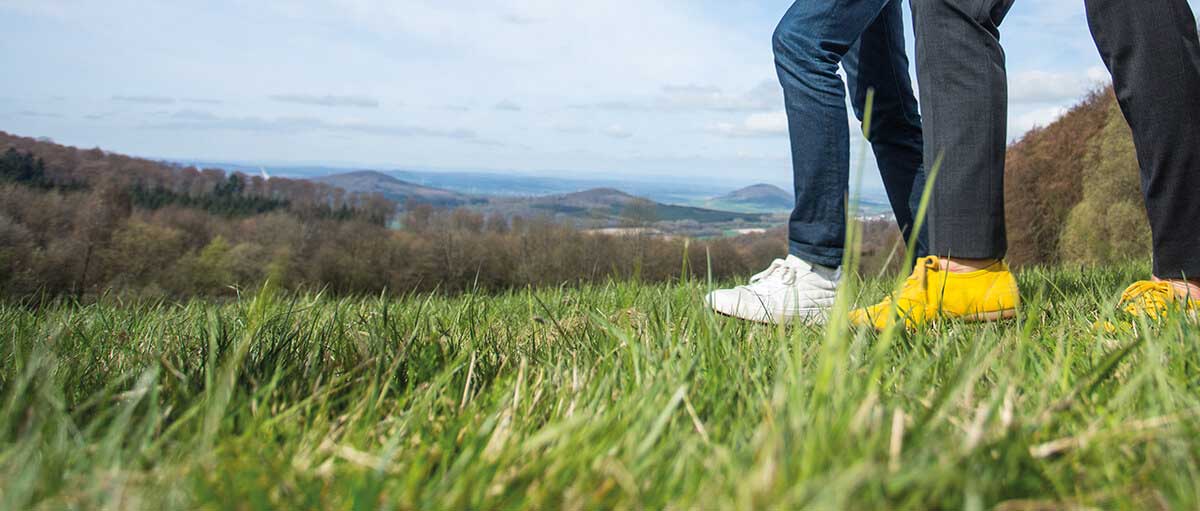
top-left (2, 261), bottom-right (1199, 510)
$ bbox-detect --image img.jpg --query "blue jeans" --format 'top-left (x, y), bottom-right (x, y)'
top-left (774, 0), bottom-right (928, 268)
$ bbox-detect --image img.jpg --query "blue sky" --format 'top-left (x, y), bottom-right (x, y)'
top-left (2, 0), bottom-right (1197, 191)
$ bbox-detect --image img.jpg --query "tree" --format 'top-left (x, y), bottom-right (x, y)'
top-left (362, 193), bottom-right (395, 226)
top-left (0, 148), bottom-right (46, 185)
top-left (73, 179), bottom-right (132, 297)
top-left (174, 236), bottom-right (235, 295)
top-left (404, 203), bottom-right (435, 233)
top-left (1059, 102), bottom-right (1151, 264)
top-left (102, 220), bottom-right (186, 289)
top-left (0, 213), bottom-right (35, 292)
top-left (619, 199), bottom-right (658, 228)
top-left (485, 212), bottom-right (510, 234)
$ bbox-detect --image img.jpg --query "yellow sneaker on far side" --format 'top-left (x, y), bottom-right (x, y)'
top-left (849, 256), bottom-right (1020, 331)
top-left (1097, 281), bottom-right (1198, 333)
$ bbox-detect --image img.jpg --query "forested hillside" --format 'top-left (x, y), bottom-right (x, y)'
top-left (1004, 87), bottom-right (1150, 267)
top-left (0, 133), bottom-right (784, 300)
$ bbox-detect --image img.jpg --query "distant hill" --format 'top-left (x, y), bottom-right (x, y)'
top-left (305, 173), bottom-right (764, 225)
top-left (485, 187), bottom-right (765, 225)
top-left (313, 170), bottom-right (477, 208)
top-left (707, 184), bottom-right (793, 212)
top-left (181, 161), bottom-right (740, 205)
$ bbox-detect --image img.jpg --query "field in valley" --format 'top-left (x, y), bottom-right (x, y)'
top-left (2, 261), bottom-right (1199, 509)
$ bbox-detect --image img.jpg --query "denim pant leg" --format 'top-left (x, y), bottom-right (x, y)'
top-left (774, 0), bottom-right (892, 268)
top-left (1085, 0), bottom-right (1200, 279)
top-left (910, 0), bottom-right (1014, 260)
top-left (843, 0), bottom-right (929, 259)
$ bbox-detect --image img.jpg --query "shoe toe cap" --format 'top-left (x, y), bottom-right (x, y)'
top-left (711, 288), bottom-right (778, 319)
top-left (706, 288), bottom-right (747, 314)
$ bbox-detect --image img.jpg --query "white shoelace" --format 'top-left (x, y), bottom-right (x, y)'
top-left (749, 259), bottom-right (800, 286)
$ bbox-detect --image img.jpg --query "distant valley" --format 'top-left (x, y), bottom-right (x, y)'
top-left (174, 160), bottom-right (747, 205)
top-left (305, 170), bottom-right (769, 232)
top-left (481, 187), bottom-right (766, 225)
top-left (173, 160), bottom-right (896, 228)
top-left (313, 170), bottom-right (483, 208)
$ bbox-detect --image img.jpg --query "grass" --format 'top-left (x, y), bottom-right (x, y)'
top-left (2, 259), bottom-right (1199, 510)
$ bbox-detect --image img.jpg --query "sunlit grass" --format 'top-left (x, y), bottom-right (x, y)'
top-left (2, 259), bottom-right (1198, 509)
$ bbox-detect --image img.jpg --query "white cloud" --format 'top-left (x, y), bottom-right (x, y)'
top-left (576, 81), bottom-right (782, 113)
top-left (1005, 65), bottom-right (1114, 139)
top-left (494, 100), bottom-right (523, 112)
top-left (1085, 66), bottom-right (1111, 83)
top-left (181, 98), bottom-right (224, 105)
top-left (552, 123), bottom-right (589, 134)
top-left (112, 95), bottom-right (176, 105)
top-left (1, 0), bottom-right (78, 18)
top-left (657, 81), bottom-right (781, 112)
top-left (710, 111), bottom-right (788, 138)
top-left (269, 94), bottom-right (380, 108)
top-left (244, 0), bottom-right (763, 101)
top-left (1010, 105), bottom-right (1070, 139)
top-left (1009, 67), bottom-right (1109, 104)
top-left (603, 124), bottom-right (634, 139)
top-left (147, 109), bottom-right (480, 140)
top-left (16, 110), bottom-right (64, 119)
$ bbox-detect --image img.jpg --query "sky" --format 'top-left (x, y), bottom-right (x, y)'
top-left (2, 0), bottom-right (1198, 192)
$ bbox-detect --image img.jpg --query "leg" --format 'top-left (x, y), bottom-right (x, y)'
top-left (774, 0), bottom-right (892, 268)
top-left (706, 0), bottom-right (901, 325)
top-left (1085, 0), bottom-right (1200, 284)
top-left (843, 0), bottom-right (928, 258)
top-left (909, 0), bottom-right (1014, 260)
top-left (850, 0), bottom-right (1022, 330)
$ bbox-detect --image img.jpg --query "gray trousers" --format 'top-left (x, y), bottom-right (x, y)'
top-left (1085, 0), bottom-right (1200, 279)
top-left (910, 0), bottom-right (1015, 260)
top-left (912, 0), bottom-right (1200, 278)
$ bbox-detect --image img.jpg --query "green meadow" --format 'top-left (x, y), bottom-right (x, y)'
top-left (3, 260), bottom-right (1198, 510)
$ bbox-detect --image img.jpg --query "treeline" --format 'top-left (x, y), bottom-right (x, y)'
top-left (0, 132), bottom-right (394, 223)
top-left (0, 133), bottom-right (781, 300)
top-left (0, 131), bottom-right (919, 301)
top-left (0, 180), bottom-right (796, 300)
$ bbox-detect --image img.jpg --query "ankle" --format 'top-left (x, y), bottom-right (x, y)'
top-left (939, 257), bottom-right (1000, 274)
top-left (1153, 276), bottom-right (1200, 301)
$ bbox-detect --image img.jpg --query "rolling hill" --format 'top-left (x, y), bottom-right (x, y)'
top-left (307, 169), bottom-right (766, 226)
top-left (706, 183), bottom-right (793, 212)
top-left (313, 170), bottom-right (478, 208)
top-left (485, 187), bottom-right (766, 225)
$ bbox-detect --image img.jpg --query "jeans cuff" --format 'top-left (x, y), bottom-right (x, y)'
top-left (788, 241), bottom-right (844, 268)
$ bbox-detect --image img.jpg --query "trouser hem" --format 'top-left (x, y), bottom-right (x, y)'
top-left (788, 241), bottom-right (844, 268)
top-left (1153, 257), bottom-right (1200, 281)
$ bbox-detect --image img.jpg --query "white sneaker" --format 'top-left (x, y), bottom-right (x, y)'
top-left (705, 255), bottom-right (841, 325)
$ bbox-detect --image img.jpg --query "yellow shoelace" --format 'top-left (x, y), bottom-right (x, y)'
top-left (871, 256), bottom-right (939, 311)
top-left (898, 256), bottom-right (940, 302)
top-left (1119, 281), bottom-right (1193, 320)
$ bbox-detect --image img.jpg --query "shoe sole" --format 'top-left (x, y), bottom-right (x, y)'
top-left (709, 303), bottom-right (1014, 327)
top-left (959, 308), bottom-right (1018, 322)
top-left (858, 308), bottom-right (1019, 331)
top-left (710, 307), bottom-right (829, 326)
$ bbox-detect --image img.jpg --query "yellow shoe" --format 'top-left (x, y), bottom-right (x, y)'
top-left (1097, 281), bottom-right (1198, 333)
top-left (849, 256), bottom-right (1020, 330)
